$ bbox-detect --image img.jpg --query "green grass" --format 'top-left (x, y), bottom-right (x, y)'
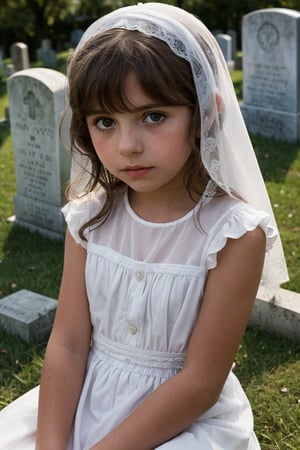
top-left (230, 69), bottom-right (243, 101)
top-left (235, 329), bottom-right (300, 450)
top-left (252, 135), bottom-right (300, 293)
top-left (0, 71), bottom-right (9, 120)
top-left (0, 327), bottom-right (45, 407)
top-left (0, 63), bottom-right (299, 449)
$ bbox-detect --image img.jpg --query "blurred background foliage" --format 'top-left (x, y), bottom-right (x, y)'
top-left (1, 0), bottom-right (300, 60)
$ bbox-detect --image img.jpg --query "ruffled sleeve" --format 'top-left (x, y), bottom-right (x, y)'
top-left (204, 203), bottom-right (277, 272)
top-left (62, 190), bottom-right (106, 248)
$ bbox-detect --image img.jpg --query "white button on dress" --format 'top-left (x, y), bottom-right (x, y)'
top-left (135, 270), bottom-right (145, 281)
top-left (128, 324), bottom-right (138, 335)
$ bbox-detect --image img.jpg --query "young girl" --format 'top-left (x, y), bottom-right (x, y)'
top-left (0, 3), bottom-right (288, 450)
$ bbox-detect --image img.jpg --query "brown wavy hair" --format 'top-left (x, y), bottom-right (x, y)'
top-left (66, 28), bottom-right (210, 240)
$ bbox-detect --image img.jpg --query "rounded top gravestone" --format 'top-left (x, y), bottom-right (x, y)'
top-left (241, 8), bottom-right (300, 141)
top-left (7, 68), bottom-right (71, 239)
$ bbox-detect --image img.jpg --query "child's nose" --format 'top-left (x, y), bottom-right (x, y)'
top-left (118, 126), bottom-right (143, 156)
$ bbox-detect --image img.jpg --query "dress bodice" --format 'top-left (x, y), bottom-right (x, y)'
top-left (63, 188), bottom-right (275, 355)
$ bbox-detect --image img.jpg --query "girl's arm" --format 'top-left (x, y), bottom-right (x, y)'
top-left (35, 230), bottom-right (92, 450)
top-left (91, 226), bottom-right (266, 450)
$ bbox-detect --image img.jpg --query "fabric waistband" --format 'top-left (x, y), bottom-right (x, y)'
top-left (92, 334), bottom-right (185, 371)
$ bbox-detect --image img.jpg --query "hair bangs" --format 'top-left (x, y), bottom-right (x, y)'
top-left (74, 29), bottom-right (196, 117)
top-left (77, 54), bottom-right (133, 116)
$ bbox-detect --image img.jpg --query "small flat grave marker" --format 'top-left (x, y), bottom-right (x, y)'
top-left (0, 289), bottom-right (57, 343)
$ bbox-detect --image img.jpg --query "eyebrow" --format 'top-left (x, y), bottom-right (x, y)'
top-left (86, 102), bottom-right (172, 116)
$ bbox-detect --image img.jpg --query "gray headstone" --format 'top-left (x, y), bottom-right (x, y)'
top-left (10, 42), bottom-right (30, 72)
top-left (36, 39), bottom-right (57, 68)
top-left (37, 49), bottom-right (57, 68)
top-left (0, 290), bottom-right (57, 343)
top-left (41, 39), bottom-right (52, 51)
top-left (227, 29), bottom-right (237, 62)
top-left (70, 29), bottom-right (84, 48)
top-left (212, 29), bottom-right (223, 36)
top-left (6, 64), bottom-right (15, 77)
top-left (240, 8), bottom-right (300, 141)
top-left (7, 68), bottom-right (71, 239)
top-left (215, 34), bottom-right (234, 70)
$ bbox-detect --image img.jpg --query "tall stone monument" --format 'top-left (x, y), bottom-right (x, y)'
top-left (241, 9), bottom-right (300, 142)
top-left (10, 42), bottom-right (30, 72)
top-left (7, 68), bottom-right (71, 239)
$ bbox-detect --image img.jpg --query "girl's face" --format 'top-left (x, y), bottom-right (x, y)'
top-left (86, 72), bottom-right (193, 197)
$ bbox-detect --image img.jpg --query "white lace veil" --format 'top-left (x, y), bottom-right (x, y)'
top-left (71, 2), bottom-right (288, 287)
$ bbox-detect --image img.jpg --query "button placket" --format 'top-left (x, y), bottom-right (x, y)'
top-left (126, 267), bottom-right (146, 337)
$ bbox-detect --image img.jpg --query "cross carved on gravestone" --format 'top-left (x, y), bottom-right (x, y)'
top-left (24, 90), bottom-right (40, 120)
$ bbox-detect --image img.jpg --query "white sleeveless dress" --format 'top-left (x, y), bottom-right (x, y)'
top-left (0, 187), bottom-right (276, 449)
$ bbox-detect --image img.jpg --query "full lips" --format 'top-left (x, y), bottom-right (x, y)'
top-left (123, 167), bottom-right (153, 177)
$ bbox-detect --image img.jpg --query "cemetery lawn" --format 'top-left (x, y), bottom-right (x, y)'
top-left (0, 67), bottom-right (300, 449)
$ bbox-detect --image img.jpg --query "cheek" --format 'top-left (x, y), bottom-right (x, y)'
top-left (88, 131), bottom-right (107, 160)
top-left (93, 144), bottom-right (115, 172)
top-left (94, 147), bottom-right (108, 166)
top-left (87, 126), bottom-right (117, 173)
top-left (88, 128), bottom-right (100, 148)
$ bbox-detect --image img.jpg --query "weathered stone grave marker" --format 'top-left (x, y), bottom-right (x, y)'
top-left (241, 8), bottom-right (300, 141)
top-left (7, 68), bottom-right (70, 239)
top-left (227, 29), bottom-right (237, 64)
top-left (36, 39), bottom-right (57, 68)
top-left (215, 33), bottom-right (234, 70)
top-left (10, 42), bottom-right (30, 71)
top-left (0, 290), bottom-right (57, 343)
top-left (70, 29), bottom-right (84, 48)
top-left (6, 64), bottom-right (15, 77)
